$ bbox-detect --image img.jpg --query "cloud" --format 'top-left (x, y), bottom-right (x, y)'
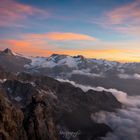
top-left (106, 0), bottom-right (140, 35)
top-left (1, 32), bottom-right (140, 62)
top-left (1, 37), bottom-right (140, 62)
top-left (0, 39), bottom-right (53, 56)
top-left (91, 107), bottom-right (140, 140)
top-left (106, 1), bottom-right (140, 25)
top-left (46, 32), bottom-right (97, 41)
top-left (118, 74), bottom-right (140, 80)
top-left (92, 1), bottom-right (140, 35)
top-left (0, 32), bottom-right (96, 57)
top-left (27, 32), bottom-right (97, 41)
top-left (71, 69), bottom-right (103, 78)
top-left (56, 79), bottom-right (140, 106)
top-left (0, 0), bottom-right (49, 27)
top-left (57, 79), bottom-right (140, 140)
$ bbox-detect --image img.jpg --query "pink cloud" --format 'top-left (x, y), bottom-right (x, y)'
top-left (0, 0), bottom-right (49, 27)
top-left (106, 1), bottom-right (140, 35)
top-left (1, 38), bottom-right (140, 62)
top-left (106, 2), bottom-right (139, 25)
top-left (0, 38), bottom-right (54, 56)
top-left (92, 1), bottom-right (140, 35)
top-left (27, 32), bottom-right (97, 41)
top-left (1, 33), bottom-right (140, 62)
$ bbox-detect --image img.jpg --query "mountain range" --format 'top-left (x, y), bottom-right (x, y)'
top-left (0, 48), bottom-right (124, 140)
top-left (1, 48), bottom-right (140, 95)
top-left (0, 48), bottom-right (140, 140)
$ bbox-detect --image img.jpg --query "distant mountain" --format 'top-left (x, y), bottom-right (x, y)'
top-left (25, 51), bottom-right (140, 76)
top-left (0, 48), bottom-right (31, 72)
top-left (24, 50), bottom-right (140, 95)
top-left (1, 48), bottom-right (139, 74)
top-left (0, 48), bottom-right (140, 140)
top-left (0, 48), bottom-right (140, 95)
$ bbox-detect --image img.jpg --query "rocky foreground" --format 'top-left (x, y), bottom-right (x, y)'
top-left (0, 66), bottom-right (121, 140)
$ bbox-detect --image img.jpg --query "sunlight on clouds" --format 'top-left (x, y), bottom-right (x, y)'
top-left (0, 0), bottom-right (49, 27)
top-left (56, 49), bottom-right (140, 62)
top-left (1, 32), bottom-right (140, 62)
top-left (27, 32), bottom-right (97, 41)
top-left (104, 0), bottom-right (140, 35)
top-left (0, 39), bottom-right (53, 56)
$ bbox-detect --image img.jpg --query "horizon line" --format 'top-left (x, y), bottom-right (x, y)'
top-left (0, 48), bottom-right (140, 63)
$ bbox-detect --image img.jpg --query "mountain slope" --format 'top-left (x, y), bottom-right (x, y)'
top-left (1, 48), bottom-right (140, 95)
top-left (0, 48), bottom-right (31, 72)
top-left (0, 67), bottom-right (121, 140)
top-left (25, 51), bottom-right (140, 95)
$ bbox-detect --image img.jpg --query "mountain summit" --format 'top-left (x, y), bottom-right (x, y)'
top-left (0, 48), bottom-right (31, 72)
top-left (1, 48), bottom-right (13, 55)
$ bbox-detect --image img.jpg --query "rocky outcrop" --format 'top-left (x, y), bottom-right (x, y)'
top-left (17, 72), bottom-right (121, 111)
top-left (23, 95), bottom-right (58, 140)
top-left (0, 70), bottom-right (122, 140)
top-left (0, 85), bottom-right (27, 140)
top-left (0, 83), bottom-right (59, 140)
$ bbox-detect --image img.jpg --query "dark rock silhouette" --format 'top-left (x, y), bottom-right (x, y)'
top-left (0, 69), bottom-right (121, 140)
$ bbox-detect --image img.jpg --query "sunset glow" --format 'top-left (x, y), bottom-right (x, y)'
top-left (0, 0), bottom-right (140, 62)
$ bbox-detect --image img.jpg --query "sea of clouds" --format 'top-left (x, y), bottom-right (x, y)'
top-left (71, 69), bottom-right (103, 78)
top-left (118, 73), bottom-right (140, 80)
top-left (57, 79), bottom-right (140, 140)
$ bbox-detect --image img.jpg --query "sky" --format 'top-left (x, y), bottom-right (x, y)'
top-left (0, 0), bottom-right (140, 62)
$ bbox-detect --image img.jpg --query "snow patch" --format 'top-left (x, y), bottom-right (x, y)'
top-left (14, 96), bottom-right (22, 102)
top-left (0, 79), bottom-right (7, 83)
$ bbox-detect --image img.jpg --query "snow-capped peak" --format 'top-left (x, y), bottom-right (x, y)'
top-left (1, 48), bottom-right (13, 55)
top-left (26, 54), bottom-right (87, 69)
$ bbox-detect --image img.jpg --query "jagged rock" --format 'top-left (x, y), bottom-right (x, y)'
top-left (1, 48), bottom-right (13, 55)
top-left (0, 68), bottom-right (122, 140)
top-left (0, 82), bottom-right (59, 140)
top-left (3, 80), bottom-right (38, 107)
top-left (0, 66), bottom-right (6, 79)
top-left (16, 73), bottom-right (121, 139)
top-left (0, 85), bottom-right (27, 140)
top-left (23, 95), bottom-right (59, 140)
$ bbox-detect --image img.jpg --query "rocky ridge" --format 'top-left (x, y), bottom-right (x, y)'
top-left (0, 66), bottom-right (121, 140)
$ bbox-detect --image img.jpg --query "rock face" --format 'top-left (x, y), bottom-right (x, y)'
top-left (0, 82), bottom-right (58, 140)
top-left (1, 48), bottom-right (13, 55)
top-left (0, 66), bottom-right (6, 79)
top-left (0, 85), bottom-right (27, 140)
top-left (23, 95), bottom-right (58, 140)
top-left (0, 68), bottom-right (121, 140)
top-left (1, 48), bottom-right (140, 96)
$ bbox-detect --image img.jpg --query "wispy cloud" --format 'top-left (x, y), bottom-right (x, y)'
top-left (118, 74), bottom-right (140, 80)
top-left (0, 32), bottom-right (97, 57)
top-left (71, 69), bottom-right (103, 78)
top-left (1, 32), bottom-right (140, 62)
top-left (106, 1), bottom-right (140, 25)
top-left (0, 39), bottom-right (53, 56)
top-left (92, 0), bottom-right (140, 35)
top-left (1, 37), bottom-right (140, 62)
top-left (27, 32), bottom-right (97, 41)
top-left (0, 0), bottom-right (49, 27)
top-left (107, 0), bottom-right (140, 35)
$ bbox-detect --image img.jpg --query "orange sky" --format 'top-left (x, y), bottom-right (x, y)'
top-left (1, 36), bottom-right (140, 62)
top-left (1, 0), bottom-right (140, 62)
